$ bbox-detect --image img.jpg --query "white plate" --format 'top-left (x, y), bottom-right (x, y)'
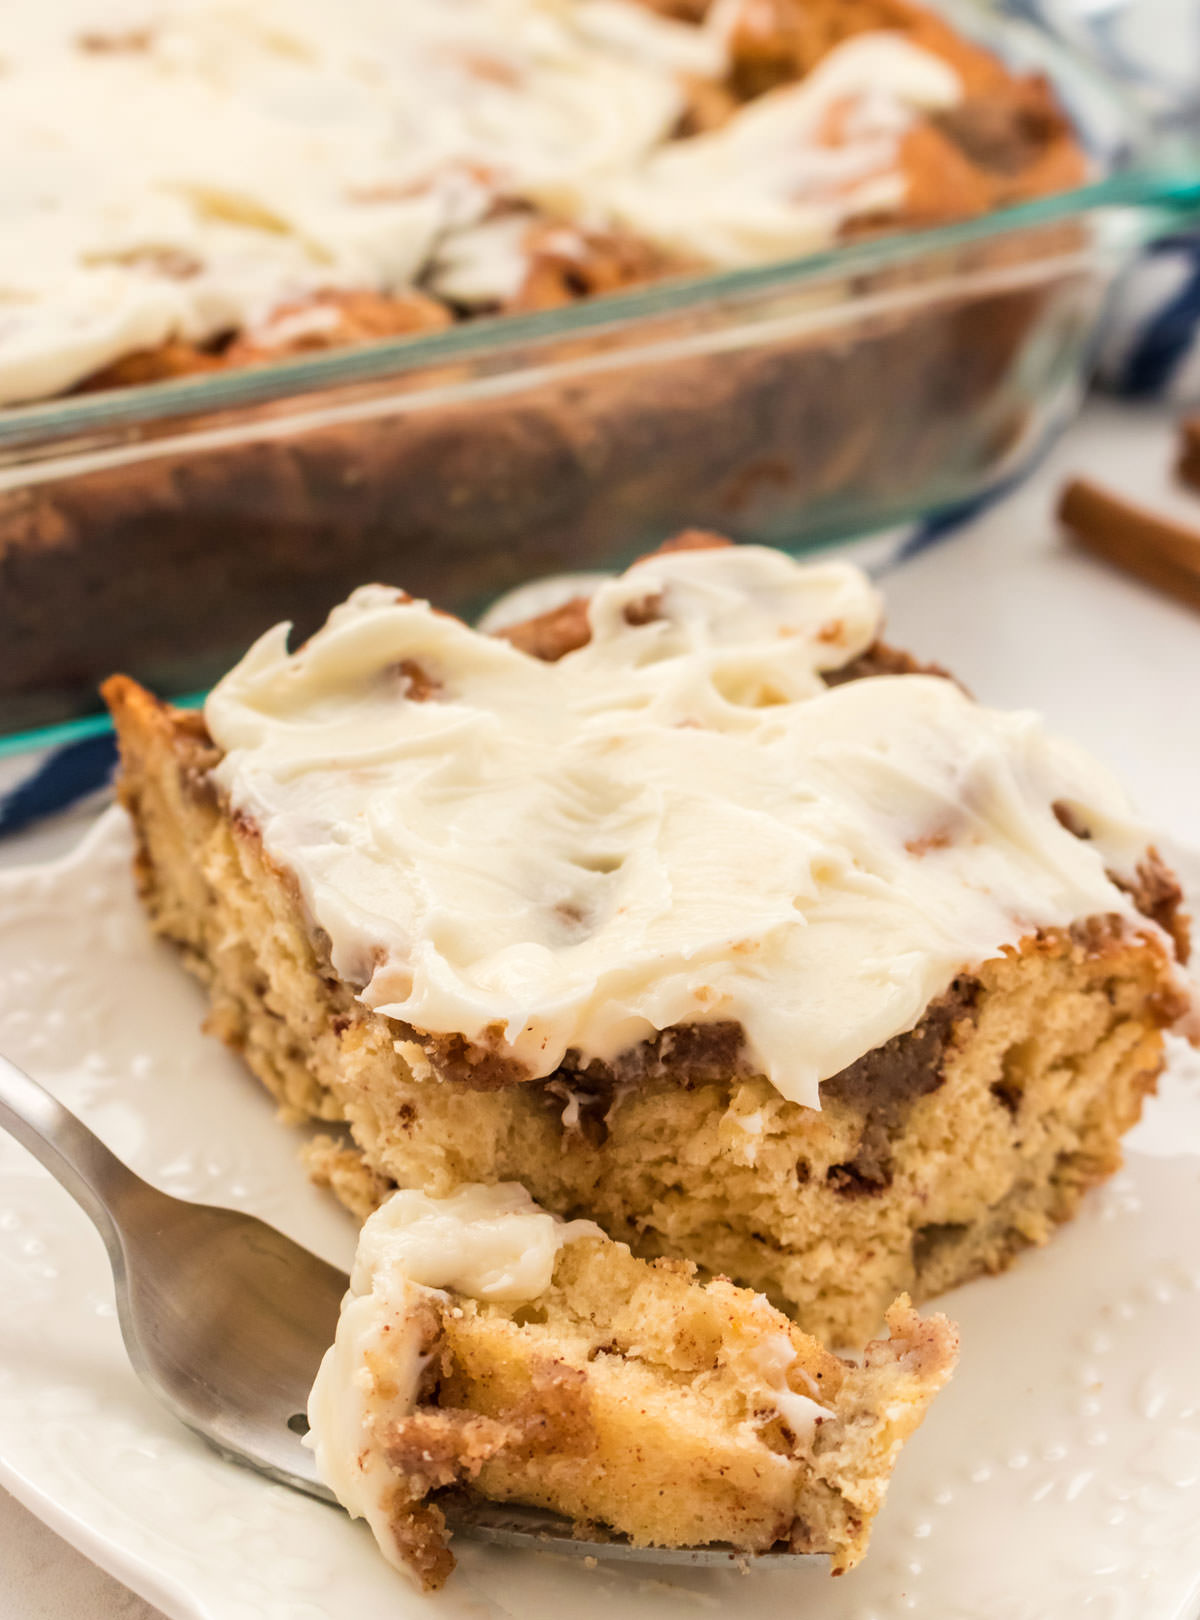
top-left (1, 809), bottom-right (1200, 1620)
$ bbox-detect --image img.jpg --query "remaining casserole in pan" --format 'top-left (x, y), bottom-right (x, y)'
top-left (0, 0), bottom-right (1193, 732)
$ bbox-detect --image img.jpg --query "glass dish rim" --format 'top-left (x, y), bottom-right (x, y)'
top-left (1, 161), bottom-right (1196, 453)
top-left (0, 694), bottom-right (204, 763)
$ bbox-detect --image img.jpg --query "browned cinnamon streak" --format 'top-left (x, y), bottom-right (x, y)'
top-left (1057, 477), bottom-right (1200, 614)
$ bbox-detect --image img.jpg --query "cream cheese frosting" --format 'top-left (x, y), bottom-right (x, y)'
top-left (0, 0), bottom-right (963, 404)
top-left (305, 1183), bottom-right (600, 1570)
top-left (607, 34), bottom-right (960, 267)
top-left (206, 543), bottom-right (1169, 1108)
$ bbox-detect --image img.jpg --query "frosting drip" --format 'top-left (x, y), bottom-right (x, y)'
top-left (207, 544), bottom-right (1165, 1107)
top-left (305, 1183), bottom-right (599, 1573)
top-left (0, 0), bottom-right (962, 403)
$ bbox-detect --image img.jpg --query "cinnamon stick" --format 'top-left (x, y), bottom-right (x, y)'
top-left (1057, 477), bottom-right (1200, 614)
top-left (1177, 416), bottom-right (1200, 495)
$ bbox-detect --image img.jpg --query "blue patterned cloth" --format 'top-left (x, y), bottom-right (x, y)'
top-left (0, 736), bottom-right (118, 839)
top-left (1096, 233), bottom-right (1200, 401)
top-left (1000, 0), bottom-right (1200, 399)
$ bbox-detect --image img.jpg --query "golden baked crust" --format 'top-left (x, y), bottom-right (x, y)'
top-left (102, 592), bottom-right (1185, 1346)
top-left (78, 290), bottom-right (452, 393)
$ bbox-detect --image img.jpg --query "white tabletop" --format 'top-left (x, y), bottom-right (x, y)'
top-left (2, 394), bottom-right (1197, 1619)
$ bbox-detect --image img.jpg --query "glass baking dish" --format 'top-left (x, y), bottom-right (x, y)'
top-left (0, 0), bottom-right (1197, 741)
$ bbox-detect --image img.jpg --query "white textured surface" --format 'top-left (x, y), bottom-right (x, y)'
top-left (2, 396), bottom-right (1200, 1616)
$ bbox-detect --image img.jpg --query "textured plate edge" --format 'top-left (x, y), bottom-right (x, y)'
top-left (0, 1451), bottom-right (209, 1620)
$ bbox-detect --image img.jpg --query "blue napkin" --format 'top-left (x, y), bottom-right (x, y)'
top-left (1001, 0), bottom-right (1200, 401)
top-left (0, 734), bottom-right (120, 839)
top-left (1096, 233), bottom-right (1200, 400)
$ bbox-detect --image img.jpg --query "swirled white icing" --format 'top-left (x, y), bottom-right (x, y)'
top-left (0, 0), bottom-right (963, 404)
top-left (206, 543), bottom-right (1171, 1107)
top-left (606, 35), bottom-right (961, 266)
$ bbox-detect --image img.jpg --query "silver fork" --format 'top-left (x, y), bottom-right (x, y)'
top-left (0, 1052), bottom-right (819, 1569)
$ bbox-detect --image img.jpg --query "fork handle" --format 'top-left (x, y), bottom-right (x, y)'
top-left (0, 1052), bottom-right (151, 1255)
